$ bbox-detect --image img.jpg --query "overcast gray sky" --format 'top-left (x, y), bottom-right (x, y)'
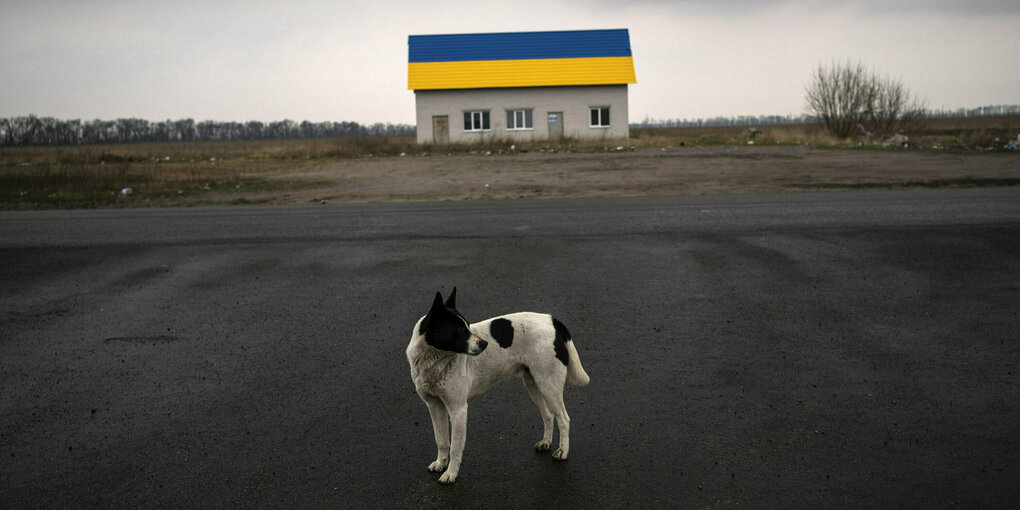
top-left (2, 0), bottom-right (1017, 124)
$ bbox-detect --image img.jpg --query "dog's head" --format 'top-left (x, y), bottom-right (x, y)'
top-left (419, 288), bottom-right (488, 355)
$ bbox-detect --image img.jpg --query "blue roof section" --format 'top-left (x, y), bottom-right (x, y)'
top-left (408, 29), bottom-right (631, 63)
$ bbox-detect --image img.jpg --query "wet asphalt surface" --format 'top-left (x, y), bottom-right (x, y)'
top-left (2, 188), bottom-right (1019, 509)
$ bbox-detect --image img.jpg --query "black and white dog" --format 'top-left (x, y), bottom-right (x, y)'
top-left (406, 288), bottom-right (590, 484)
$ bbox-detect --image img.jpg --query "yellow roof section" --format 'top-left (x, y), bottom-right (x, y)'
top-left (408, 56), bottom-right (636, 90)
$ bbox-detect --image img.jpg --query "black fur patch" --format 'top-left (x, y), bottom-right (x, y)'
top-left (490, 318), bottom-right (514, 348)
top-left (552, 317), bottom-right (570, 366)
top-left (423, 292), bottom-right (473, 354)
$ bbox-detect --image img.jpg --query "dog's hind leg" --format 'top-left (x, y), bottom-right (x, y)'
top-left (540, 385), bottom-right (571, 460)
top-left (522, 372), bottom-right (555, 451)
top-left (422, 395), bottom-right (450, 473)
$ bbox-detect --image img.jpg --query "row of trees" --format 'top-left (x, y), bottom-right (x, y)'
top-left (633, 114), bottom-right (814, 129)
top-left (925, 104), bottom-right (1020, 119)
top-left (632, 104), bottom-right (1019, 131)
top-left (0, 116), bottom-right (415, 147)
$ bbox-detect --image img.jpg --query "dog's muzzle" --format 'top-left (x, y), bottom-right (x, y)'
top-left (467, 338), bottom-right (488, 355)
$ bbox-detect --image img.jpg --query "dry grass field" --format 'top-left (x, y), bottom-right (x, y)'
top-left (1, 116), bottom-right (1018, 209)
top-left (631, 115), bottom-right (1020, 148)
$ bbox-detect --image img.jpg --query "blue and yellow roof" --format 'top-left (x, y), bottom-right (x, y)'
top-left (408, 29), bottom-right (636, 90)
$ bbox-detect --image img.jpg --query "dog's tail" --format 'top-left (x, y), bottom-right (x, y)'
top-left (554, 317), bottom-right (590, 386)
top-left (565, 341), bottom-right (590, 386)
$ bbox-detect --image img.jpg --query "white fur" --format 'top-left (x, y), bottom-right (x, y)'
top-left (407, 311), bottom-right (589, 484)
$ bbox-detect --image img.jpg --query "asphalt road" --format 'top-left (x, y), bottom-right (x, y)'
top-left (2, 188), bottom-right (1019, 508)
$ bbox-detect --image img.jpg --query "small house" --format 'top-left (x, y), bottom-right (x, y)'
top-left (408, 29), bottom-right (636, 144)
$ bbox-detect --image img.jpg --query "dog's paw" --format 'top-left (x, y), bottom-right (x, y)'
top-left (552, 448), bottom-right (568, 460)
top-left (534, 440), bottom-right (551, 451)
top-left (438, 471), bottom-right (457, 484)
top-left (428, 459), bottom-right (449, 472)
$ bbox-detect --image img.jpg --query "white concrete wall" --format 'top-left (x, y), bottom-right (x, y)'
top-left (414, 85), bottom-right (629, 144)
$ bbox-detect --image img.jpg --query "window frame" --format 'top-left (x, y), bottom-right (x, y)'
top-left (506, 108), bottom-right (534, 131)
top-left (589, 106), bottom-right (611, 128)
top-left (463, 110), bottom-right (491, 132)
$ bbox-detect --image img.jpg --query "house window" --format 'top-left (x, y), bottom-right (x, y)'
top-left (506, 109), bottom-right (534, 130)
top-left (464, 111), bottom-right (490, 132)
top-left (589, 107), bottom-right (610, 128)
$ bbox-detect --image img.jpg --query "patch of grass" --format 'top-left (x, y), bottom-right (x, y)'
top-left (0, 136), bottom-right (423, 166)
top-left (632, 115), bottom-right (1020, 150)
top-left (631, 124), bottom-right (846, 148)
top-left (0, 134), bottom-right (641, 170)
top-left (0, 158), bottom-right (317, 209)
top-left (794, 177), bottom-right (1020, 190)
top-left (2, 116), bottom-right (1017, 209)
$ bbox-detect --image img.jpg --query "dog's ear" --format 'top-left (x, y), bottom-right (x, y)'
top-left (444, 287), bottom-right (457, 309)
top-left (429, 291), bottom-right (445, 315)
top-left (419, 292), bottom-right (444, 335)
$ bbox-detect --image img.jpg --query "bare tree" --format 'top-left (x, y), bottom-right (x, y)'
top-left (868, 78), bottom-right (926, 136)
top-left (806, 60), bottom-right (926, 139)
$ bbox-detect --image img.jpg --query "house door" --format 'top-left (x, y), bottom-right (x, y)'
top-left (547, 112), bottom-right (563, 139)
top-left (432, 116), bottom-right (449, 144)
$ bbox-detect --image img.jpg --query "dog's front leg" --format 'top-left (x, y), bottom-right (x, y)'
top-left (439, 401), bottom-right (468, 484)
top-left (423, 396), bottom-right (450, 472)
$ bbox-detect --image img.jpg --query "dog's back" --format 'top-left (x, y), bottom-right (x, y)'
top-left (467, 313), bottom-right (589, 391)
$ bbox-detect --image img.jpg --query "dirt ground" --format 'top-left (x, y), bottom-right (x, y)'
top-left (198, 145), bottom-right (1019, 205)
